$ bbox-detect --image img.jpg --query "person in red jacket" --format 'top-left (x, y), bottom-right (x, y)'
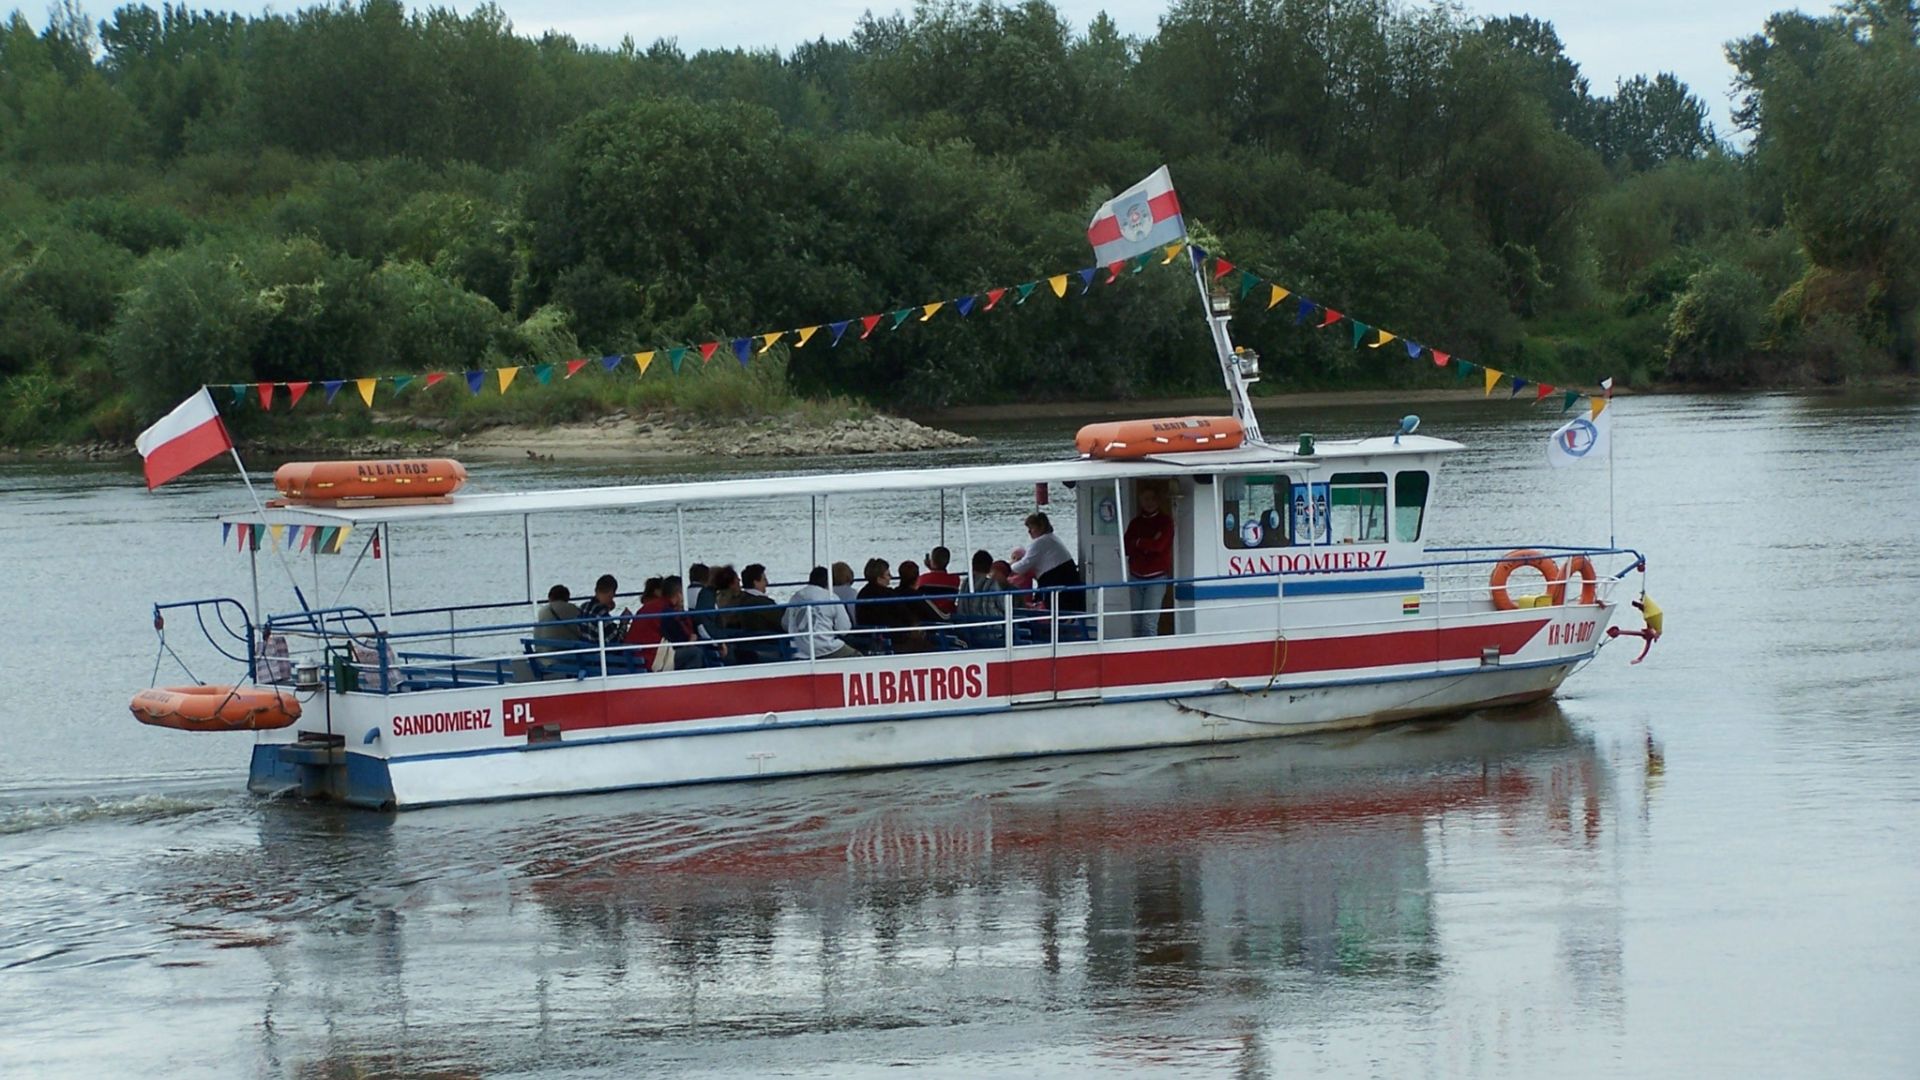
top-left (917, 545), bottom-right (962, 614)
top-left (624, 575), bottom-right (709, 669)
top-left (1125, 485), bottom-right (1174, 637)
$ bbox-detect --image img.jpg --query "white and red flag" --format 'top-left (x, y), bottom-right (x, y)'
top-left (135, 387), bottom-right (233, 489)
top-left (1086, 166), bottom-right (1185, 265)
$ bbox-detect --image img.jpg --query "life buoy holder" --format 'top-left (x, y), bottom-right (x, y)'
top-left (1489, 549), bottom-right (1564, 611)
top-left (1551, 555), bottom-right (1599, 606)
top-left (130, 684), bottom-right (301, 732)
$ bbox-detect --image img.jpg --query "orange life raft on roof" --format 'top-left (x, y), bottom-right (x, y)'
top-left (130, 685), bottom-right (301, 732)
top-left (1075, 416), bottom-right (1246, 460)
top-left (273, 458), bottom-right (467, 503)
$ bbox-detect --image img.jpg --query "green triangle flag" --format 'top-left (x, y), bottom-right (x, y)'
top-left (1015, 281), bottom-right (1040, 304)
top-left (1130, 252), bottom-right (1153, 274)
top-left (1456, 359), bottom-right (1474, 381)
top-left (1236, 271), bottom-right (1260, 299)
top-left (391, 374), bottom-right (414, 393)
top-left (1350, 320), bottom-right (1371, 348)
top-left (668, 347), bottom-right (687, 373)
top-left (1562, 390), bottom-right (1580, 412)
top-left (890, 308), bottom-right (913, 329)
top-left (229, 384), bottom-right (248, 406)
top-left (534, 363), bottom-right (553, 385)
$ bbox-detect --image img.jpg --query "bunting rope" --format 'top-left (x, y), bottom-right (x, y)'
top-left (212, 237), bottom-right (1610, 426)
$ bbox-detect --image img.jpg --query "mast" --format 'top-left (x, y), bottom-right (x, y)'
top-left (1185, 249), bottom-right (1264, 444)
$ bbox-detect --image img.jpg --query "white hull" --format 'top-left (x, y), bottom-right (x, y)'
top-left (251, 606), bottom-right (1610, 809)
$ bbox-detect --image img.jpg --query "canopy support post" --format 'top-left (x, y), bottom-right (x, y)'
top-left (960, 489), bottom-right (972, 595)
top-left (521, 514), bottom-right (532, 605)
top-left (674, 505), bottom-right (687, 582)
top-left (381, 523), bottom-right (394, 620)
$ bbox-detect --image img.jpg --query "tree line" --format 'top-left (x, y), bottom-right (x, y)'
top-left (0, 0), bottom-right (1914, 442)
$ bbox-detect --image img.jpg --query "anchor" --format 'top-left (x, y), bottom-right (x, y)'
top-left (1606, 593), bottom-right (1663, 664)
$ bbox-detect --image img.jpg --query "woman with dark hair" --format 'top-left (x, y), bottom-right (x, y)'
top-left (718, 562), bottom-right (782, 662)
top-left (1009, 511), bottom-right (1084, 614)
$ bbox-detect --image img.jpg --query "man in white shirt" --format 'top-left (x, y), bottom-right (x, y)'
top-left (785, 566), bottom-right (861, 659)
top-left (1009, 512), bottom-right (1084, 613)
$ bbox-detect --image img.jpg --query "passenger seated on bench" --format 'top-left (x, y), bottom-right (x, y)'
top-left (1011, 512), bottom-right (1085, 613)
top-left (918, 547), bottom-right (961, 614)
top-left (692, 564), bottom-right (728, 637)
top-left (786, 566), bottom-right (861, 660)
top-left (624, 575), bottom-right (710, 669)
top-left (533, 584), bottom-right (582, 652)
top-left (686, 563), bottom-right (711, 610)
top-left (718, 563), bottom-right (782, 662)
top-left (832, 562), bottom-right (860, 622)
top-left (578, 573), bottom-right (627, 644)
top-left (956, 549), bottom-right (997, 619)
top-left (896, 561), bottom-right (950, 625)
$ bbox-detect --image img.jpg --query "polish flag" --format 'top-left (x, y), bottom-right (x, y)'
top-left (135, 387), bottom-right (233, 490)
top-left (1086, 166), bottom-right (1185, 266)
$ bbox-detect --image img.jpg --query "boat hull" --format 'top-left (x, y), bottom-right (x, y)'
top-left (249, 608), bottom-right (1606, 809)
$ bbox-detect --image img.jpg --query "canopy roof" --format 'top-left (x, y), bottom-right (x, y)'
top-left (221, 435), bottom-right (1462, 527)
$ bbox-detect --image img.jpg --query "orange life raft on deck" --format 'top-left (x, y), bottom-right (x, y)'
top-left (1075, 416), bottom-right (1246, 460)
top-left (273, 458), bottom-right (467, 503)
top-left (130, 685), bottom-right (301, 732)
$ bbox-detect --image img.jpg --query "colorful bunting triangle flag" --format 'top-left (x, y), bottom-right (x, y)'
top-left (268, 524), bottom-right (285, 550)
top-left (1536, 383), bottom-right (1555, 402)
top-left (1212, 258), bottom-right (1234, 281)
top-left (293, 525), bottom-right (308, 553)
top-left (635, 351), bottom-right (655, 375)
top-left (1509, 377), bottom-right (1529, 398)
top-left (229, 384), bottom-right (248, 406)
top-left (1456, 359), bottom-right (1474, 381)
top-left (1015, 282), bottom-right (1040, 304)
top-left (1236, 271), bottom-right (1259, 299)
top-left (424, 372), bottom-right (446, 389)
top-left (1105, 260), bottom-right (1125, 284)
top-left (221, 522), bottom-right (231, 545)
top-left (1295, 299), bottom-right (1316, 325)
top-left (1404, 341), bottom-right (1422, 360)
top-left (287, 381), bottom-right (310, 408)
top-left (1320, 308), bottom-right (1344, 328)
top-left (954, 296), bottom-right (975, 318)
top-left (1483, 367), bottom-right (1502, 395)
top-left (731, 338), bottom-right (751, 366)
top-left (497, 367), bottom-right (518, 393)
top-left (1350, 320), bottom-right (1371, 348)
top-left (534, 363), bottom-right (553, 385)
top-left (1370, 331), bottom-right (1396, 349)
top-left (889, 308), bottom-right (912, 329)
top-left (356, 377), bottom-right (377, 406)
top-left (1047, 274), bottom-right (1068, 299)
top-left (858, 316), bottom-right (881, 340)
top-left (391, 374), bottom-right (414, 393)
top-left (669, 347), bottom-right (688, 372)
top-left (1591, 397), bottom-right (1608, 419)
top-left (465, 370), bottom-right (484, 395)
top-left (1432, 350), bottom-right (1450, 368)
top-left (1130, 252), bottom-right (1153, 273)
top-left (698, 342), bottom-right (720, 362)
top-left (1267, 284), bottom-right (1291, 310)
top-left (1562, 390), bottom-right (1580, 412)
top-left (1161, 241), bottom-right (1186, 265)
top-left (600, 354), bottom-right (623, 372)
top-left (256, 382), bottom-right (274, 410)
top-left (757, 331), bottom-right (783, 353)
top-left (565, 359), bottom-right (588, 379)
top-left (985, 287), bottom-right (1008, 310)
top-left (1077, 268), bottom-right (1097, 295)
top-left (828, 322), bottom-right (850, 346)
top-left (919, 302), bottom-right (943, 322)
top-left (795, 326), bottom-right (820, 348)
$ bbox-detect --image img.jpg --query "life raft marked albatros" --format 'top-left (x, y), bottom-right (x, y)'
top-left (130, 685), bottom-right (301, 732)
top-left (273, 459), bottom-right (468, 503)
top-left (1075, 416), bottom-right (1246, 460)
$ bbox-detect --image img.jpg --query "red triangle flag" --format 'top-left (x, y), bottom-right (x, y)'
top-left (1536, 383), bottom-right (1554, 401)
top-left (1105, 260), bottom-right (1125, 284)
top-left (698, 341), bottom-right (720, 362)
top-left (984, 288), bottom-right (1007, 311)
top-left (564, 359), bottom-right (588, 379)
top-left (424, 371), bottom-right (446, 388)
top-left (256, 382), bottom-right (274, 410)
top-left (1212, 258), bottom-right (1235, 281)
top-left (859, 314), bottom-right (883, 339)
top-left (286, 381), bottom-right (309, 408)
top-left (1432, 350), bottom-right (1450, 367)
top-left (1319, 308), bottom-right (1343, 328)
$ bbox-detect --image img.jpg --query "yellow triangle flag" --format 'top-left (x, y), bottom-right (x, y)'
top-left (497, 366), bottom-right (519, 393)
top-left (1370, 330), bottom-right (1396, 349)
top-left (332, 525), bottom-right (352, 553)
top-left (920, 302), bottom-right (943, 322)
top-left (356, 377), bottom-right (376, 407)
top-left (1591, 396), bottom-right (1607, 419)
top-left (268, 524), bottom-right (285, 549)
top-left (1161, 241), bottom-right (1186, 265)
top-left (1047, 274), bottom-right (1068, 298)
top-left (794, 325), bottom-right (819, 348)
top-left (1483, 367), bottom-right (1502, 395)
top-left (1267, 284), bottom-right (1291, 310)
top-left (757, 332), bottom-right (783, 354)
top-left (635, 351), bottom-right (654, 375)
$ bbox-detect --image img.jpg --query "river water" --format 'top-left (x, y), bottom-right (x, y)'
top-left (1, 392), bottom-right (1916, 1077)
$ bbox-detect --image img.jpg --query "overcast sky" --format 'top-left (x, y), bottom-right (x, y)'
top-left (485, 0), bottom-right (1780, 133)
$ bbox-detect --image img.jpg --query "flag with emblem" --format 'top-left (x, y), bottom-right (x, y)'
top-left (1086, 166), bottom-right (1185, 265)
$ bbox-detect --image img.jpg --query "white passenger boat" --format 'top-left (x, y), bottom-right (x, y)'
top-left (137, 263), bottom-right (1653, 810)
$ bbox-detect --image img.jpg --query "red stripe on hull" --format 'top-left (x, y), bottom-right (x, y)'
top-left (507, 620), bottom-right (1550, 737)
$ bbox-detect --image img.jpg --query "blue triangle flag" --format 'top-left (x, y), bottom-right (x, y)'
top-left (323, 379), bottom-right (344, 404)
top-left (1405, 340), bottom-right (1422, 359)
top-left (829, 320), bottom-right (851, 347)
top-left (731, 338), bottom-right (751, 367)
top-left (1077, 268), bottom-right (1097, 295)
top-left (600, 354), bottom-right (622, 371)
top-left (1510, 377), bottom-right (1529, 398)
top-left (955, 295), bottom-right (975, 317)
top-left (465, 370), bottom-right (484, 394)
top-left (1295, 299), bottom-right (1316, 326)
top-left (221, 522), bottom-right (231, 545)
top-left (1188, 245), bottom-right (1208, 272)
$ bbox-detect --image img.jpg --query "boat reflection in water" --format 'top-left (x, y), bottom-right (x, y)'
top-left (183, 703), bottom-right (1634, 1075)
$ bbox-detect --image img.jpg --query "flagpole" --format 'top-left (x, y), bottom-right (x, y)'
top-left (213, 386), bottom-right (312, 613)
top-left (1608, 400), bottom-right (1617, 550)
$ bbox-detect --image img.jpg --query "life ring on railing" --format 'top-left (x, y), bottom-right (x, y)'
top-left (1551, 555), bottom-right (1598, 606)
top-left (129, 685), bottom-right (301, 732)
top-left (1489, 549), bottom-right (1564, 611)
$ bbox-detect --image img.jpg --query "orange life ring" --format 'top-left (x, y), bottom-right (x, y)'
top-left (1075, 416), bottom-right (1245, 460)
top-left (130, 685), bottom-right (301, 732)
top-left (1489, 549), bottom-right (1564, 611)
top-left (274, 459), bottom-right (467, 502)
top-left (1551, 555), bottom-right (1599, 606)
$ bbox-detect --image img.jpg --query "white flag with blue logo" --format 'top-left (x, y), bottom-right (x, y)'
top-left (1546, 410), bottom-right (1610, 468)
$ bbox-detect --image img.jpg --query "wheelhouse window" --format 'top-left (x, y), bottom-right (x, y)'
top-left (1329, 472), bottom-right (1388, 544)
top-left (1221, 474), bottom-right (1293, 549)
top-left (1394, 470), bottom-right (1430, 542)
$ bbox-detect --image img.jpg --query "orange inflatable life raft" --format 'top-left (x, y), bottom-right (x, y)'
top-left (274, 459), bottom-right (467, 503)
top-left (1076, 416), bottom-right (1246, 460)
top-left (130, 685), bottom-right (301, 732)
